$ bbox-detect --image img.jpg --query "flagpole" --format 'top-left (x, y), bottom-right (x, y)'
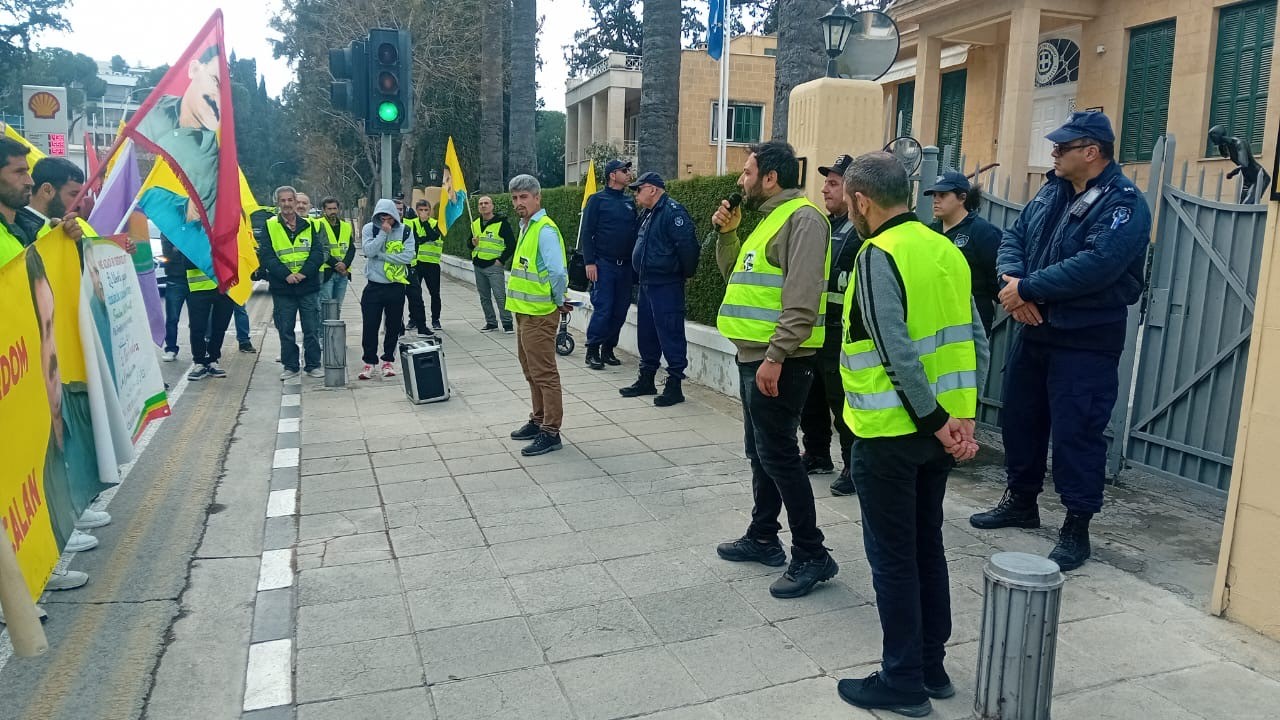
top-left (716, 0), bottom-right (730, 175)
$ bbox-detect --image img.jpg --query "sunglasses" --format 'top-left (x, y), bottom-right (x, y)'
top-left (1051, 141), bottom-right (1098, 156)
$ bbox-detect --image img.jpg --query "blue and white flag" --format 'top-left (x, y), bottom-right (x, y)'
top-left (708, 0), bottom-right (726, 60)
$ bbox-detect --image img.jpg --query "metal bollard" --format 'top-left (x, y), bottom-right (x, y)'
top-left (323, 319), bottom-right (346, 387)
top-left (974, 552), bottom-right (1064, 720)
top-left (321, 299), bottom-right (340, 321)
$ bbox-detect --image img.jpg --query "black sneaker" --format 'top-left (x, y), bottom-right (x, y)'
top-left (601, 347), bottom-right (622, 366)
top-left (510, 421), bottom-right (541, 440)
top-left (502, 325), bottom-right (515, 334)
top-left (239, 341), bottom-right (256, 353)
top-left (838, 672), bottom-right (932, 718)
top-left (830, 467), bottom-right (856, 496)
top-left (187, 364), bottom-right (210, 381)
top-left (206, 363), bottom-right (227, 378)
top-left (521, 431), bottom-right (563, 456)
top-left (769, 553), bottom-right (839, 598)
top-left (480, 324), bottom-right (500, 333)
top-left (969, 489), bottom-right (1041, 530)
top-left (432, 320), bottom-right (442, 330)
top-left (802, 454), bottom-right (835, 475)
top-left (715, 535), bottom-right (786, 567)
top-left (923, 665), bottom-right (955, 699)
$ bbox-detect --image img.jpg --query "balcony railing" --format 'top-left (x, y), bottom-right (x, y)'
top-left (568, 53), bottom-right (644, 90)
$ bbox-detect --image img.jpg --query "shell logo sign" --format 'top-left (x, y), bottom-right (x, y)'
top-left (27, 91), bottom-right (61, 120)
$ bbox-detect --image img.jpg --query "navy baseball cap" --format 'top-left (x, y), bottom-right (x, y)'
top-left (628, 171), bottom-right (666, 190)
top-left (818, 154), bottom-right (854, 177)
top-left (1046, 111), bottom-right (1116, 144)
top-left (603, 159), bottom-right (633, 175)
top-left (923, 171), bottom-right (971, 196)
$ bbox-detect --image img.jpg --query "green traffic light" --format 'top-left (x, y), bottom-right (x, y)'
top-left (378, 101), bottom-right (400, 123)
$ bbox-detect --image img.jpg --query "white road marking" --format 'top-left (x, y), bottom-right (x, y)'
top-left (256, 549), bottom-right (294, 592)
top-left (277, 418), bottom-right (300, 434)
top-left (242, 639), bottom-right (293, 711)
top-left (265, 490), bottom-right (297, 518)
top-left (281, 394), bottom-right (301, 407)
top-left (272, 448), bottom-right (299, 469)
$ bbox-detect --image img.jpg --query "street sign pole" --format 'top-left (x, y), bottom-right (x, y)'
top-left (381, 133), bottom-right (393, 200)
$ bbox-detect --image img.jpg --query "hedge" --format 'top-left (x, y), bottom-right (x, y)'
top-left (442, 174), bottom-right (768, 326)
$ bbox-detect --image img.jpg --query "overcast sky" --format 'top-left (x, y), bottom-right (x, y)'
top-left (36, 0), bottom-right (591, 112)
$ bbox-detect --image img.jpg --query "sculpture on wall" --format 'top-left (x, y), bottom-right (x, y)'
top-left (1208, 125), bottom-right (1271, 204)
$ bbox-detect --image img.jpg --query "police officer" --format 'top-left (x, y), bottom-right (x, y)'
top-left (621, 172), bottom-right (699, 406)
top-left (580, 159), bottom-right (639, 370)
top-left (800, 155), bottom-right (861, 495)
top-left (711, 140), bottom-right (838, 600)
top-left (925, 171), bottom-right (1001, 335)
top-left (969, 111), bottom-right (1152, 571)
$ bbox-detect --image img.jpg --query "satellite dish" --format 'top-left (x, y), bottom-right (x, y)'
top-left (835, 10), bottom-right (901, 81)
top-left (885, 136), bottom-right (922, 175)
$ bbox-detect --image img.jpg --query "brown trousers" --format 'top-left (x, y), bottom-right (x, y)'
top-left (516, 311), bottom-right (563, 434)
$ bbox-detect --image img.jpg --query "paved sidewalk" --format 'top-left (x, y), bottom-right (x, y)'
top-left (285, 273), bottom-right (1280, 720)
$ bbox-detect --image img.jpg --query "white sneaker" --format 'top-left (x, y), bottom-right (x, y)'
top-left (46, 569), bottom-right (89, 591)
top-left (161, 351), bottom-right (178, 362)
top-left (306, 368), bottom-right (325, 378)
top-left (280, 369), bottom-right (301, 381)
top-left (380, 361), bottom-right (397, 378)
top-left (66, 529), bottom-right (99, 553)
top-left (76, 509), bottom-right (111, 530)
top-left (358, 364), bottom-right (374, 380)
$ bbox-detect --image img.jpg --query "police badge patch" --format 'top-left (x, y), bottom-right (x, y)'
top-left (675, 216), bottom-right (685, 227)
top-left (953, 234), bottom-right (970, 249)
top-left (1111, 206), bottom-right (1131, 230)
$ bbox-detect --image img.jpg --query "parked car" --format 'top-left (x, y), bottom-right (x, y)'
top-left (149, 220), bottom-right (167, 295)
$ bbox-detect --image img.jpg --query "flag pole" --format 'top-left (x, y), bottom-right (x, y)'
top-left (716, 0), bottom-right (730, 175)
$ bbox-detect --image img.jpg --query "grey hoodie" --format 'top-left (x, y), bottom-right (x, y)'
top-left (362, 198), bottom-right (417, 285)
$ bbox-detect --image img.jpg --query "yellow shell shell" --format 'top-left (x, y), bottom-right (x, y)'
top-left (28, 91), bottom-right (61, 119)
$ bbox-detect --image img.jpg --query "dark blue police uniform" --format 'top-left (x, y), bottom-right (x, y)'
top-left (581, 163), bottom-right (639, 358)
top-left (631, 183), bottom-right (698, 380)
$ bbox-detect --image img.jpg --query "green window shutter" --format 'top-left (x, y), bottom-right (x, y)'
top-left (1122, 21), bottom-right (1176, 163)
top-left (897, 81), bottom-right (915, 137)
top-left (938, 70), bottom-right (967, 169)
top-left (1209, 0), bottom-right (1276, 155)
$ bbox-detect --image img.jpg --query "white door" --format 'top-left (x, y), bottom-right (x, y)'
top-left (1029, 84), bottom-right (1076, 169)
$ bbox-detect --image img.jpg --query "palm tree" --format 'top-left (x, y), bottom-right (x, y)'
top-left (508, 0), bottom-right (538, 177)
top-left (638, 0), bottom-right (681, 179)
top-left (481, 0), bottom-right (508, 191)
top-left (772, 0), bottom-right (828, 140)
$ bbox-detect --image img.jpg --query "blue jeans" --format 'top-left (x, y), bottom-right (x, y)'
top-left (586, 260), bottom-right (632, 348)
top-left (321, 273), bottom-right (350, 317)
top-left (852, 434), bottom-right (954, 693)
top-left (164, 280), bottom-right (189, 353)
top-left (273, 292), bottom-right (322, 372)
top-left (637, 281), bottom-right (687, 378)
top-left (234, 302), bottom-right (250, 343)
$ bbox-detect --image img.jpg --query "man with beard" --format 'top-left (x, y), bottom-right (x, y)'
top-left (0, 137), bottom-right (34, 265)
top-left (17, 157), bottom-right (87, 247)
top-left (711, 140), bottom-right (837, 599)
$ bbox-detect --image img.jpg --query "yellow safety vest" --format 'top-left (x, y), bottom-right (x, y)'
top-left (471, 217), bottom-right (506, 261)
top-left (319, 220), bottom-right (353, 271)
top-left (266, 215), bottom-right (318, 273)
top-left (505, 214), bottom-right (565, 315)
top-left (717, 197), bottom-right (831, 349)
top-left (407, 217), bottom-right (442, 265)
top-left (383, 230), bottom-right (410, 284)
top-left (186, 266), bottom-right (217, 292)
top-left (0, 221), bottom-right (24, 267)
top-left (840, 220), bottom-right (978, 438)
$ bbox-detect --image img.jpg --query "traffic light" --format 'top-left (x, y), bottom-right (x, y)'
top-left (329, 40), bottom-right (368, 123)
top-left (365, 28), bottom-right (413, 135)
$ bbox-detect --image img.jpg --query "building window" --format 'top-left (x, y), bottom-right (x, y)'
top-left (1208, 0), bottom-right (1276, 155)
top-left (764, 47), bottom-right (777, 57)
top-left (1036, 39), bottom-right (1081, 87)
top-left (711, 102), bottom-right (764, 144)
top-left (1121, 21), bottom-right (1176, 163)
top-left (895, 81), bottom-right (914, 137)
top-left (938, 70), bottom-right (967, 169)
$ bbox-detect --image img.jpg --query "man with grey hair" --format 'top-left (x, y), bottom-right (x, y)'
top-left (835, 151), bottom-right (988, 717)
top-left (260, 185), bottom-right (327, 380)
top-left (505, 174), bottom-right (571, 456)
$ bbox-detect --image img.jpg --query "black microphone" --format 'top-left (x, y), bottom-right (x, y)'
top-left (715, 192), bottom-right (743, 231)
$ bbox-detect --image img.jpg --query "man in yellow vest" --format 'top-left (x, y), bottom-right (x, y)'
top-left (711, 140), bottom-right (837, 599)
top-left (505, 174), bottom-right (570, 457)
top-left (404, 198), bottom-right (443, 334)
top-left (833, 153), bottom-right (989, 717)
top-left (318, 196), bottom-right (356, 316)
top-left (470, 195), bottom-right (516, 333)
top-left (0, 137), bottom-right (34, 266)
top-left (183, 261), bottom-right (234, 381)
top-left (260, 186), bottom-right (327, 380)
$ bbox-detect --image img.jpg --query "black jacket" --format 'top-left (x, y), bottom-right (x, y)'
top-left (259, 214), bottom-right (326, 296)
top-left (160, 236), bottom-right (188, 281)
top-left (632, 193), bottom-right (699, 284)
top-left (472, 213), bottom-right (517, 269)
top-left (580, 186), bottom-right (638, 263)
top-left (930, 211), bottom-right (1001, 334)
top-left (320, 218), bottom-right (358, 281)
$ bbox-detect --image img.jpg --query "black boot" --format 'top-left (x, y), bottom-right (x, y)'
top-left (829, 466), bottom-right (855, 496)
top-left (654, 376), bottom-right (684, 407)
top-left (601, 346), bottom-right (622, 366)
top-left (585, 344), bottom-right (604, 370)
top-left (619, 370), bottom-right (658, 397)
top-left (969, 489), bottom-right (1041, 530)
top-left (1048, 511), bottom-right (1093, 571)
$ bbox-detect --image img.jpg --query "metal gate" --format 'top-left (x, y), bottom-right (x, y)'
top-left (1124, 136), bottom-right (1267, 490)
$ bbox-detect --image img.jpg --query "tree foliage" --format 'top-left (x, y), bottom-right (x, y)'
top-left (563, 0), bottom-right (643, 75)
top-left (0, 0), bottom-right (71, 62)
top-left (535, 110), bottom-right (565, 188)
top-left (227, 56), bottom-right (298, 203)
top-left (0, 46), bottom-right (104, 117)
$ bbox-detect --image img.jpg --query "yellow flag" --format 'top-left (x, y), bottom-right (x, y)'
top-left (437, 136), bottom-right (468, 236)
top-left (581, 159), bottom-right (597, 210)
top-left (2, 123), bottom-right (47, 163)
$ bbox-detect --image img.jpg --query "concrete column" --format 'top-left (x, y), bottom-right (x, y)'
top-left (787, 77), bottom-right (885, 206)
top-left (996, 7), bottom-right (1041, 189)
top-left (565, 108), bottom-right (578, 182)
top-left (577, 100), bottom-right (592, 162)
top-left (912, 32), bottom-right (943, 147)
top-left (607, 86), bottom-right (626, 148)
top-left (592, 94), bottom-right (607, 146)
